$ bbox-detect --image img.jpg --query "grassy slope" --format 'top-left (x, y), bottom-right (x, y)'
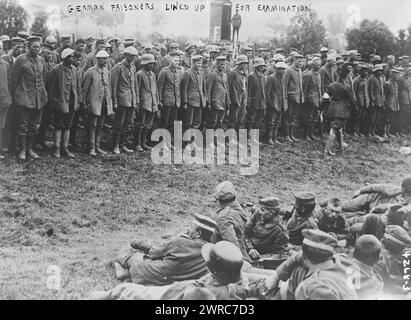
top-left (0, 136), bottom-right (410, 299)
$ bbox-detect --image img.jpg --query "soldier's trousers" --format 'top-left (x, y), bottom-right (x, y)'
top-left (17, 105), bottom-right (43, 137)
top-left (183, 105), bottom-right (202, 130)
top-left (2, 103), bottom-right (18, 151)
top-left (136, 109), bottom-right (155, 130)
top-left (301, 103), bottom-right (320, 125)
top-left (113, 106), bottom-right (134, 132)
top-left (246, 108), bottom-right (263, 130)
top-left (229, 95), bottom-right (247, 129)
top-left (265, 108), bottom-right (282, 139)
top-left (207, 108), bottom-right (225, 129)
top-left (366, 106), bottom-right (382, 133)
top-left (161, 105), bottom-right (178, 131)
top-left (399, 103), bottom-right (411, 133)
top-left (36, 102), bottom-right (52, 143)
top-left (285, 100), bottom-right (301, 126)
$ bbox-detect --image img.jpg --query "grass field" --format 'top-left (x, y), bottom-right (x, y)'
top-left (0, 134), bottom-right (410, 299)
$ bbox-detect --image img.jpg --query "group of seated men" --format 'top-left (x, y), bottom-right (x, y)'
top-left (90, 176), bottom-right (411, 300)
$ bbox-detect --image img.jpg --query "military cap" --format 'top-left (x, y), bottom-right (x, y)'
top-left (243, 46), bottom-right (253, 52)
top-left (176, 49), bottom-right (185, 56)
top-left (45, 35), bottom-right (57, 44)
top-left (144, 43), bottom-right (154, 50)
top-left (17, 31), bottom-right (30, 39)
top-left (373, 55), bottom-right (381, 61)
top-left (27, 36), bottom-right (41, 43)
top-left (384, 225), bottom-right (411, 247)
top-left (320, 47), bottom-right (329, 53)
top-left (169, 42), bottom-right (180, 49)
top-left (169, 51), bottom-right (180, 57)
top-left (273, 53), bottom-right (285, 62)
top-left (124, 46), bottom-right (138, 56)
top-left (42, 43), bottom-right (54, 51)
top-left (253, 57), bottom-right (266, 68)
top-left (313, 53), bottom-right (321, 58)
top-left (326, 198), bottom-right (342, 212)
top-left (31, 32), bottom-right (43, 38)
top-left (275, 61), bottom-right (288, 69)
top-left (402, 55), bottom-right (410, 60)
top-left (95, 38), bottom-right (106, 45)
top-left (214, 181), bottom-right (237, 202)
top-left (292, 52), bottom-right (304, 59)
top-left (198, 47), bottom-right (208, 54)
top-left (193, 213), bottom-right (217, 233)
top-left (294, 192), bottom-right (316, 207)
top-left (295, 276), bottom-right (357, 300)
top-left (96, 50), bottom-right (110, 58)
top-left (191, 54), bottom-right (203, 61)
top-left (275, 48), bottom-right (286, 53)
top-left (360, 63), bottom-right (370, 70)
top-left (258, 47), bottom-right (267, 52)
top-left (372, 65), bottom-right (383, 73)
top-left (60, 35), bottom-right (71, 41)
top-left (11, 37), bottom-right (24, 43)
top-left (336, 59), bottom-right (345, 65)
top-left (61, 48), bottom-right (74, 60)
top-left (392, 67), bottom-right (403, 74)
top-left (236, 55), bottom-right (249, 65)
top-left (259, 196), bottom-right (280, 209)
top-left (0, 35), bottom-right (10, 42)
top-left (302, 229), bottom-right (338, 253)
top-left (41, 47), bottom-right (53, 54)
top-left (209, 45), bottom-right (220, 53)
top-left (215, 55), bottom-right (227, 61)
top-left (86, 35), bottom-right (95, 41)
top-left (123, 39), bottom-right (134, 47)
top-left (139, 53), bottom-right (156, 65)
top-left (349, 50), bottom-right (358, 55)
top-left (185, 42), bottom-right (196, 51)
top-left (108, 37), bottom-right (120, 43)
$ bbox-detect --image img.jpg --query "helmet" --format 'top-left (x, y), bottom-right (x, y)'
top-left (236, 55), bottom-right (249, 65)
top-left (124, 46), bottom-right (138, 56)
top-left (201, 241), bottom-right (243, 284)
top-left (140, 54), bottom-right (156, 65)
top-left (253, 58), bottom-right (266, 68)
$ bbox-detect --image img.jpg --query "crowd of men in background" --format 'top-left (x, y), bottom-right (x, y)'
top-left (91, 177), bottom-right (411, 300)
top-left (0, 31), bottom-right (411, 160)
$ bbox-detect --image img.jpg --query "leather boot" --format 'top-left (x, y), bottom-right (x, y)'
top-left (387, 124), bottom-right (396, 138)
top-left (112, 130), bottom-right (120, 155)
top-left (120, 129), bottom-right (134, 154)
top-left (141, 128), bottom-right (152, 151)
top-left (273, 128), bottom-right (283, 144)
top-left (290, 125), bottom-right (300, 142)
top-left (62, 130), bottom-right (75, 158)
top-left (382, 125), bottom-right (388, 139)
top-left (17, 135), bottom-right (27, 160)
top-left (304, 125), bottom-right (312, 141)
top-left (286, 126), bottom-right (293, 142)
top-left (266, 127), bottom-right (274, 145)
top-left (309, 125), bottom-right (319, 140)
top-left (135, 127), bottom-right (143, 152)
top-left (96, 125), bottom-right (107, 155)
top-left (89, 127), bottom-right (97, 157)
top-left (27, 135), bottom-right (40, 159)
top-left (53, 130), bottom-right (61, 158)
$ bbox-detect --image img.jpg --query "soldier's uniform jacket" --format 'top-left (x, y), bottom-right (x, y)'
top-left (136, 69), bottom-right (160, 113)
top-left (353, 75), bottom-right (369, 108)
top-left (211, 201), bottom-right (251, 262)
top-left (129, 233), bottom-right (209, 286)
top-left (244, 210), bottom-right (288, 255)
top-left (111, 59), bottom-right (137, 108)
top-left (11, 53), bottom-right (48, 110)
top-left (286, 212), bottom-right (318, 245)
top-left (227, 67), bottom-right (247, 107)
top-left (284, 65), bottom-right (304, 104)
top-left (398, 75), bottom-right (411, 106)
top-left (206, 70), bottom-right (230, 111)
top-left (0, 57), bottom-right (12, 111)
top-left (265, 72), bottom-right (287, 112)
top-left (302, 70), bottom-right (322, 108)
top-left (367, 74), bottom-right (385, 108)
top-left (325, 80), bottom-right (356, 120)
top-left (157, 65), bottom-right (183, 108)
top-left (82, 65), bottom-right (114, 116)
top-left (181, 68), bottom-right (207, 108)
top-left (47, 63), bottom-right (81, 114)
top-left (41, 58), bottom-right (56, 85)
top-left (182, 53), bottom-right (191, 70)
top-left (374, 248), bottom-right (406, 295)
top-left (315, 209), bottom-right (351, 240)
top-left (247, 70), bottom-right (266, 110)
top-left (384, 79), bottom-right (400, 111)
top-left (319, 65), bottom-right (336, 94)
top-left (83, 52), bottom-right (97, 72)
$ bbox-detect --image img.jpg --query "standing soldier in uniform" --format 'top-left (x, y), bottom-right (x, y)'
top-left (227, 55), bottom-right (248, 130)
top-left (367, 65), bottom-right (385, 137)
top-left (382, 68), bottom-right (401, 138)
top-left (284, 53), bottom-right (305, 142)
top-left (319, 54), bottom-right (337, 137)
top-left (231, 8), bottom-right (242, 43)
top-left (85, 36), bottom-right (95, 55)
top-left (182, 43), bottom-right (196, 70)
top-left (181, 55), bottom-right (207, 132)
top-left (265, 61), bottom-right (287, 145)
top-left (324, 64), bottom-right (356, 155)
top-left (206, 56), bottom-right (230, 130)
top-left (353, 64), bottom-right (370, 137)
top-left (55, 35), bottom-right (72, 63)
top-left (11, 36), bottom-right (48, 160)
top-left (82, 50), bottom-right (114, 157)
top-left (135, 54), bottom-right (160, 152)
top-left (83, 39), bottom-right (107, 72)
top-left (0, 51), bottom-right (12, 159)
top-left (302, 57), bottom-right (322, 141)
top-left (111, 46), bottom-right (139, 155)
top-left (397, 65), bottom-right (411, 137)
top-left (47, 48), bottom-right (81, 159)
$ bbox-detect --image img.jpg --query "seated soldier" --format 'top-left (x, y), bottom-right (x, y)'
top-left (113, 213), bottom-right (216, 285)
top-left (90, 241), bottom-right (250, 300)
top-left (244, 196), bottom-right (288, 260)
top-left (286, 192), bottom-right (319, 246)
top-left (316, 198), bottom-right (352, 242)
top-left (374, 225), bottom-right (411, 296)
top-left (350, 213), bottom-right (386, 241)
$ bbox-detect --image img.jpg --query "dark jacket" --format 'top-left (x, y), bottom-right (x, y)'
top-left (384, 79), bottom-right (400, 111)
top-left (398, 76), bottom-right (411, 106)
top-left (315, 208), bottom-right (351, 240)
top-left (265, 72), bottom-right (287, 112)
top-left (0, 57), bottom-right (12, 110)
top-left (47, 63), bottom-right (81, 114)
top-left (206, 70), bottom-right (230, 111)
top-left (136, 69), bottom-right (159, 113)
top-left (302, 70), bottom-right (322, 107)
top-left (247, 71), bottom-right (266, 110)
top-left (157, 65), bottom-right (183, 108)
top-left (181, 68), bottom-right (207, 108)
top-left (286, 212), bottom-right (318, 245)
top-left (353, 75), bottom-right (369, 108)
top-left (325, 80), bottom-right (356, 119)
top-left (367, 75), bottom-right (385, 108)
top-left (227, 68), bottom-right (247, 107)
top-left (11, 53), bottom-right (48, 109)
top-left (284, 66), bottom-right (304, 104)
top-left (111, 60), bottom-right (137, 108)
top-left (211, 201), bottom-right (251, 262)
top-left (319, 65), bottom-right (336, 94)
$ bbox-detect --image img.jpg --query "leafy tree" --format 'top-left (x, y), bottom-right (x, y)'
top-left (0, 0), bottom-right (29, 36)
top-left (286, 10), bottom-right (326, 53)
top-left (345, 19), bottom-right (396, 57)
top-left (31, 10), bottom-right (50, 37)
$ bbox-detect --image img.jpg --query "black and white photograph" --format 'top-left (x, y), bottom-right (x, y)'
top-left (0, 0), bottom-right (411, 304)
